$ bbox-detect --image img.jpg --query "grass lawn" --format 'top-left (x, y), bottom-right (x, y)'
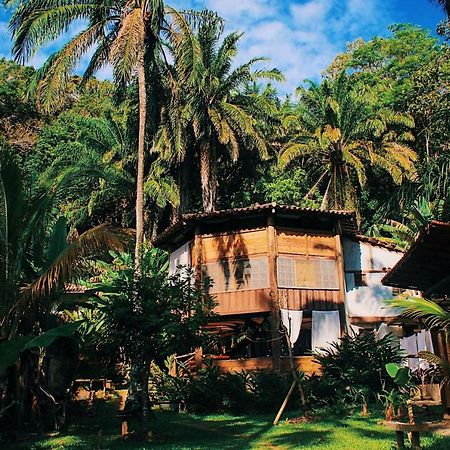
top-left (10, 402), bottom-right (450, 450)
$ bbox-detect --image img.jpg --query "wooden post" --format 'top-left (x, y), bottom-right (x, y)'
top-left (437, 332), bottom-right (450, 410)
top-left (282, 325), bottom-right (307, 408)
top-left (410, 431), bottom-right (421, 450)
top-left (194, 347), bottom-right (203, 373)
top-left (193, 225), bottom-right (203, 284)
top-left (121, 420), bottom-right (128, 436)
top-left (267, 212), bottom-right (280, 371)
top-left (334, 232), bottom-right (346, 334)
top-left (273, 380), bottom-right (296, 425)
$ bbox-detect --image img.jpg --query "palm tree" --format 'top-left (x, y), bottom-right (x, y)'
top-left (279, 73), bottom-right (417, 212)
top-left (6, 0), bottom-right (193, 298)
top-left (388, 296), bottom-right (450, 385)
top-left (372, 197), bottom-right (449, 250)
top-left (41, 112), bottom-right (179, 232)
top-left (430, 0), bottom-right (450, 16)
top-left (156, 14), bottom-right (283, 212)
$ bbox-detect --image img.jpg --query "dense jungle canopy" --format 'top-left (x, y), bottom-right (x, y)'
top-left (1, 23), bottom-right (449, 242)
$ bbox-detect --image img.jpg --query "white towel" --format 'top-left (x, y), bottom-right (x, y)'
top-left (423, 330), bottom-right (434, 353)
top-left (400, 335), bottom-right (418, 356)
top-left (169, 242), bottom-right (191, 276)
top-left (312, 310), bottom-right (341, 353)
top-left (400, 335), bottom-right (420, 372)
top-left (280, 309), bottom-right (303, 347)
top-left (417, 330), bottom-right (435, 370)
top-left (376, 322), bottom-right (390, 340)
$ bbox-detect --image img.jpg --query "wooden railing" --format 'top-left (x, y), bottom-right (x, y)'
top-left (171, 351), bottom-right (321, 377)
top-left (211, 355), bottom-right (320, 375)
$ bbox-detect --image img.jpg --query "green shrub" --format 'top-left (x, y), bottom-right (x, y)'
top-left (149, 360), bottom-right (299, 414)
top-left (310, 332), bottom-right (404, 408)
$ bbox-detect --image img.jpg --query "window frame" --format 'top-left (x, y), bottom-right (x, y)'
top-left (277, 255), bottom-right (340, 290)
top-left (202, 256), bottom-right (270, 294)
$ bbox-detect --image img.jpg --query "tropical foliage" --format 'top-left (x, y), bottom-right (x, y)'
top-left (0, 145), bottom-right (128, 430)
top-left (77, 247), bottom-right (215, 414)
top-left (0, 0), bottom-right (449, 439)
top-left (279, 73), bottom-right (417, 211)
top-left (388, 296), bottom-right (450, 385)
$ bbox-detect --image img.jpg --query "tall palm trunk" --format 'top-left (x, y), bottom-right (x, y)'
top-left (199, 139), bottom-right (216, 213)
top-left (127, 49), bottom-right (150, 433)
top-left (135, 50), bottom-right (146, 274)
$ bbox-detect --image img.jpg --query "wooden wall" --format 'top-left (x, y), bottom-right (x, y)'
top-left (201, 229), bottom-right (267, 262)
top-left (193, 227), bottom-right (344, 316)
top-left (278, 288), bottom-right (341, 310)
top-left (214, 289), bottom-right (272, 315)
top-left (277, 230), bottom-right (336, 257)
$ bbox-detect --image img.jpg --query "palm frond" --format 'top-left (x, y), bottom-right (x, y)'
top-left (419, 351), bottom-right (450, 385)
top-left (387, 296), bottom-right (450, 330)
top-left (110, 7), bottom-right (145, 84)
top-left (21, 224), bottom-right (131, 302)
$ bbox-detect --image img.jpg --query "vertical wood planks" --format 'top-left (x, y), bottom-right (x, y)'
top-left (267, 214), bottom-right (280, 370)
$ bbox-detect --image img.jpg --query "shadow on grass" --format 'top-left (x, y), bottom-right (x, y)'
top-left (265, 429), bottom-right (330, 448)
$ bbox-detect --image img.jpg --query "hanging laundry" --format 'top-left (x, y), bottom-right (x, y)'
top-left (376, 322), bottom-right (390, 340)
top-left (312, 310), bottom-right (340, 353)
top-left (280, 309), bottom-right (303, 347)
top-left (169, 242), bottom-right (191, 277)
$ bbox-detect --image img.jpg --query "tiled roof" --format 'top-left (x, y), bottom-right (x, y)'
top-left (153, 202), bottom-right (357, 247)
top-left (351, 234), bottom-right (403, 252)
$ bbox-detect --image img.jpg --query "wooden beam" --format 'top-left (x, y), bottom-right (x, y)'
top-left (193, 225), bottom-right (203, 283)
top-left (335, 233), bottom-right (347, 333)
top-left (273, 380), bottom-right (296, 425)
top-left (267, 213), bottom-right (281, 371)
top-left (348, 316), bottom-right (406, 324)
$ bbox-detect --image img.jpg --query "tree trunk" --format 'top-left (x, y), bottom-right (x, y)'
top-left (125, 349), bottom-right (150, 420)
top-left (179, 154), bottom-right (191, 214)
top-left (134, 50), bottom-right (146, 278)
top-left (128, 49), bottom-right (149, 434)
top-left (199, 139), bottom-right (216, 213)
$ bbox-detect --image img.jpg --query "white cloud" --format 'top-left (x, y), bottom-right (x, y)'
top-left (1, 1), bottom-right (396, 95)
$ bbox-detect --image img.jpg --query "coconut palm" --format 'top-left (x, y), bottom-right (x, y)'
top-left (279, 73), bottom-right (417, 212)
top-left (430, 0), bottom-right (450, 16)
top-left (388, 296), bottom-right (450, 385)
top-left (6, 0), bottom-right (196, 298)
top-left (156, 14), bottom-right (283, 212)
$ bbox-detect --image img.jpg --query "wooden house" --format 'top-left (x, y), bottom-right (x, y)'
top-left (153, 203), bottom-right (406, 375)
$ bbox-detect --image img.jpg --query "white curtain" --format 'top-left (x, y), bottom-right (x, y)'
top-left (417, 330), bottom-right (434, 370)
top-left (168, 242), bottom-right (191, 276)
top-left (376, 322), bottom-right (390, 340)
top-left (417, 330), bottom-right (434, 353)
top-left (312, 310), bottom-right (341, 353)
top-left (400, 335), bottom-right (419, 371)
top-left (400, 331), bottom-right (435, 372)
top-left (280, 309), bottom-right (303, 347)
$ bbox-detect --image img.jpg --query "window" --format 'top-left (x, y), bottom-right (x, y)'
top-left (202, 257), bottom-right (269, 293)
top-left (277, 256), bottom-right (339, 290)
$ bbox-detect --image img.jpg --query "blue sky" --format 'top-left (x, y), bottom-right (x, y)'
top-left (0, 0), bottom-right (446, 95)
